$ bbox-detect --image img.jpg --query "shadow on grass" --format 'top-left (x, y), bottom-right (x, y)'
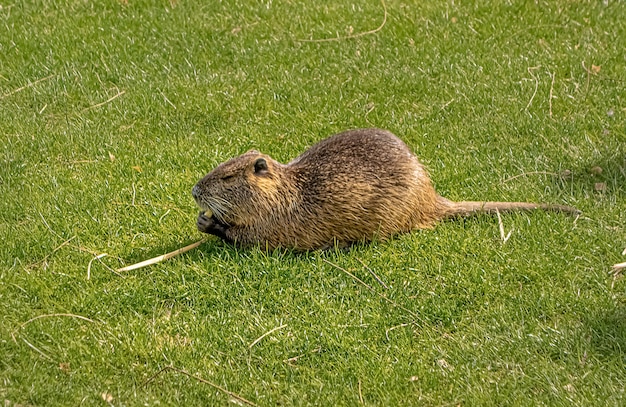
top-left (584, 305), bottom-right (626, 359)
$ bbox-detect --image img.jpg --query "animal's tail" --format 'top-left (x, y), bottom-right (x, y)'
top-left (437, 197), bottom-right (580, 219)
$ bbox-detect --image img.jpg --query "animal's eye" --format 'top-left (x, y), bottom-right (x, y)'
top-left (222, 174), bottom-right (235, 181)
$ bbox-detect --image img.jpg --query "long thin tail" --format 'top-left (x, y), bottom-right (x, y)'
top-left (438, 197), bottom-right (580, 219)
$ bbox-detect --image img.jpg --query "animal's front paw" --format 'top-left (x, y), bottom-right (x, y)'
top-left (196, 211), bottom-right (215, 233)
top-left (196, 210), bottom-right (229, 241)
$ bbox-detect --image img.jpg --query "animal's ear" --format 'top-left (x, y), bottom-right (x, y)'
top-left (253, 158), bottom-right (268, 174)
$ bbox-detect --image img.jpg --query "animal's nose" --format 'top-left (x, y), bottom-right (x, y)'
top-left (191, 185), bottom-right (200, 200)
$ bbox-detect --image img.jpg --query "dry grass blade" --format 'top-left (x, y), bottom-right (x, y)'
top-left (26, 235), bottom-right (77, 271)
top-left (496, 208), bottom-right (513, 243)
top-left (297, 0), bottom-right (387, 43)
top-left (356, 257), bottom-right (389, 289)
top-left (549, 71), bottom-right (556, 118)
top-left (22, 338), bottom-right (54, 362)
top-left (611, 248), bottom-right (626, 274)
top-left (385, 323), bottom-right (410, 341)
top-left (140, 365), bottom-right (258, 406)
top-left (282, 347), bottom-right (321, 366)
top-left (87, 253), bottom-right (108, 280)
top-left (82, 89), bottom-right (126, 112)
top-left (524, 66), bottom-right (540, 111)
top-left (323, 258), bottom-right (375, 291)
top-left (1, 74), bottom-right (55, 99)
top-left (358, 379), bottom-right (365, 405)
top-left (322, 259), bottom-right (422, 322)
top-left (502, 171), bottom-right (560, 183)
top-left (12, 313), bottom-right (96, 342)
top-left (117, 239), bottom-right (206, 272)
top-left (249, 324), bottom-right (288, 348)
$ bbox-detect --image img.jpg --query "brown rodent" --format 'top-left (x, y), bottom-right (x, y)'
top-left (192, 128), bottom-right (578, 250)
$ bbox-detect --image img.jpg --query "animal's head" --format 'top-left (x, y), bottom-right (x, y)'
top-left (192, 150), bottom-right (283, 226)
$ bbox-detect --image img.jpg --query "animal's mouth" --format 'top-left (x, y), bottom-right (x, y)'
top-left (199, 206), bottom-right (230, 228)
top-left (191, 187), bottom-right (232, 226)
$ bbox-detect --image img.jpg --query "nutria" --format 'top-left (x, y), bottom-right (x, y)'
top-left (192, 128), bottom-right (578, 250)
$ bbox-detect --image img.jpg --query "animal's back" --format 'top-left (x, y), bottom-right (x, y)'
top-left (285, 129), bottom-right (443, 246)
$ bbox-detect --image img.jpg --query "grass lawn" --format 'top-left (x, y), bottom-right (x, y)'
top-left (1, 0), bottom-right (625, 405)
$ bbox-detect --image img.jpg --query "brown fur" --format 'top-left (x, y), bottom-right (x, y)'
top-left (192, 128), bottom-right (579, 250)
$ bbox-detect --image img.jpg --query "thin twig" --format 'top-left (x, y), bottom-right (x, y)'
top-left (1, 74), bottom-right (55, 99)
top-left (30, 216), bottom-right (120, 276)
top-left (25, 235), bottom-right (77, 271)
top-left (324, 259), bottom-right (375, 291)
top-left (51, 236), bottom-right (77, 252)
top-left (297, 0), bottom-right (387, 43)
top-left (94, 254), bottom-right (124, 278)
top-left (502, 171), bottom-right (560, 183)
top-left (356, 257), bottom-right (388, 289)
top-left (139, 365), bottom-right (175, 389)
top-left (82, 89), bottom-right (126, 112)
top-left (12, 313), bottom-right (96, 342)
top-left (173, 368), bottom-right (258, 407)
top-left (117, 239), bottom-right (206, 272)
top-left (140, 365), bottom-right (258, 407)
top-left (249, 324), bottom-right (287, 348)
top-left (322, 259), bottom-right (422, 322)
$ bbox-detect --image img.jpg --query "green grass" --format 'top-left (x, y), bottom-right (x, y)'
top-left (1, 0), bottom-right (625, 405)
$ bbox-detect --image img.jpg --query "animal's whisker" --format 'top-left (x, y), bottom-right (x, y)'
top-left (204, 197), bottom-right (231, 223)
